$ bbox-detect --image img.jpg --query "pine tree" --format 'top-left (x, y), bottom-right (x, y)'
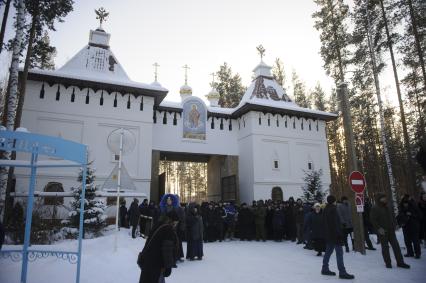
top-left (30, 31), bottom-right (56, 70)
top-left (66, 165), bottom-right (106, 238)
top-left (14, 0), bottom-right (74, 129)
top-left (291, 70), bottom-right (310, 108)
top-left (311, 82), bottom-right (327, 111)
top-left (397, 0), bottom-right (426, 141)
top-left (214, 62), bottom-right (246, 108)
top-left (272, 58), bottom-right (286, 88)
top-left (312, 0), bottom-right (351, 83)
top-left (302, 169), bottom-right (324, 203)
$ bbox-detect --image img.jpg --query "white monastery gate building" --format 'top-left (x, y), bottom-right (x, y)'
top-left (15, 25), bottom-right (337, 208)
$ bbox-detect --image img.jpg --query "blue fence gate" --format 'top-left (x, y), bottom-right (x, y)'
top-left (0, 129), bottom-right (88, 283)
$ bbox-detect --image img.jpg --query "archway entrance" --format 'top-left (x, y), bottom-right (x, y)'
top-left (271, 186), bottom-right (283, 201)
top-left (151, 151), bottom-right (238, 203)
top-left (159, 159), bottom-right (208, 204)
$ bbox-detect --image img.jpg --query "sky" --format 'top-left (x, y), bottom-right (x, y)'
top-left (1, 0), bottom-right (400, 105)
top-left (1, 0), bottom-right (333, 101)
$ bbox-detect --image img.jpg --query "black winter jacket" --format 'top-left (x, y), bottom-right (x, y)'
top-left (323, 203), bottom-right (344, 245)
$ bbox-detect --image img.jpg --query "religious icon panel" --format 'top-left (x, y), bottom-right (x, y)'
top-left (182, 98), bottom-right (206, 140)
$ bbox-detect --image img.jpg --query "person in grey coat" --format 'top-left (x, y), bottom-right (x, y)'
top-left (186, 205), bottom-right (204, 260)
top-left (337, 196), bottom-right (353, 252)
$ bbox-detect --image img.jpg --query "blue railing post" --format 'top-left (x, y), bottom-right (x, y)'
top-left (76, 165), bottom-right (87, 283)
top-left (20, 151), bottom-right (38, 283)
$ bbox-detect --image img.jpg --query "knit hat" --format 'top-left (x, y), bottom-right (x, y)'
top-left (327, 195), bottom-right (336, 204)
top-left (313, 203), bottom-right (321, 208)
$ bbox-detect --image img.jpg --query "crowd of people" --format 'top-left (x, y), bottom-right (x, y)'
top-left (126, 192), bottom-right (426, 283)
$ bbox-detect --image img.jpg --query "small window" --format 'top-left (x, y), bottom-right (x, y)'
top-left (44, 182), bottom-right (64, 205)
top-left (308, 162), bottom-right (313, 170)
top-left (112, 154), bottom-right (120, 162)
top-left (274, 160), bottom-right (279, 169)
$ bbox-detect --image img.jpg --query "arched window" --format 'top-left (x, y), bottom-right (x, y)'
top-left (271, 187), bottom-right (283, 202)
top-left (44, 182), bottom-right (64, 205)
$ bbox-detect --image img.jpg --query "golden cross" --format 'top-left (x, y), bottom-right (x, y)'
top-left (95, 7), bottom-right (109, 28)
top-left (256, 45), bottom-right (266, 60)
top-left (153, 62), bottom-right (160, 82)
top-left (183, 64), bottom-right (190, 85)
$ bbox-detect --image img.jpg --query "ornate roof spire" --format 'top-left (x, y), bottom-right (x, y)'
top-left (256, 45), bottom-right (266, 61)
top-left (95, 7), bottom-right (109, 29)
top-left (183, 64), bottom-right (190, 85)
top-left (153, 62), bottom-right (160, 82)
top-left (180, 64), bottom-right (192, 99)
top-left (206, 72), bottom-right (220, 107)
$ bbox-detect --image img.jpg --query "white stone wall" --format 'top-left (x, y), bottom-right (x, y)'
top-left (16, 80), bottom-right (154, 199)
top-left (237, 111), bottom-right (331, 203)
top-left (152, 111), bottom-right (239, 156)
top-left (17, 79), bottom-right (332, 206)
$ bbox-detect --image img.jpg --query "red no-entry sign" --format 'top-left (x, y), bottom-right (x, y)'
top-left (349, 171), bottom-right (366, 193)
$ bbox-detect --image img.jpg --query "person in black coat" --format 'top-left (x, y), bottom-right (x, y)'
top-left (119, 201), bottom-right (128, 228)
top-left (363, 197), bottom-right (376, 250)
top-left (272, 206), bottom-right (285, 242)
top-left (186, 205), bottom-right (204, 260)
top-left (129, 198), bottom-right (141, 238)
top-left (175, 205), bottom-right (186, 262)
top-left (214, 204), bottom-right (226, 242)
top-left (0, 220), bottom-right (5, 250)
top-left (148, 201), bottom-right (160, 227)
top-left (285, 198), bottom-right (297, 241)
top-left (321, 195), bottom-right (354, 279)
top-left (295, 199), bottom-right (305, 244)
top-left (265, 205), bottom-right (274, 240)
top-left (397, 195), bottom-right (422, 259)
top-left (140, 200), bottom-right (151, 238)
top-left (205, 204), bottom-right (217, 242)
top-left (138, 210), bottom-right (179, 283)
top-left (419, 192), bottom-right (426, 247)
top-left (307, 203), bottom-right (325, 256)
top-left (238, 203), bottom-right (254, 241)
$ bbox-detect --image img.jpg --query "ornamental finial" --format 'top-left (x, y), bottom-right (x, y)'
top-left (256, 45), bottom-right (265, 60)
top-left (95, 7), bottom-right (109, 28)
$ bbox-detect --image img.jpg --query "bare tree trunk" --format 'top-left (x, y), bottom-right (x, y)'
top-left (379, 0), bottom-right (416, 198)
top-left (0, 0), bottom-right (25, 219)
top-left (365, 0), bottom-right (398, 214)
top-left (0, 0), bottom-right (11, 54)
top-left (327, 0), bottom-right (365, 254)
top-left (15, 4), bottom-right (39, 129)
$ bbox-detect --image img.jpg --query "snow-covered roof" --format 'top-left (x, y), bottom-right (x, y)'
top-left (231, 61), bottom-right (337, 120)
top-left (25, 27), bottom-right (168, 104)
top-left (158, 60), bottom-right (337, 121)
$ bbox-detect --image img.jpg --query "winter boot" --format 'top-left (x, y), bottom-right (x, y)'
top-left (339, 273), bottom-right (355, 279)
top-left (397, 262), bottom-right (410, 269)
top-left (321, 270), bottom-right (336, 276)
top-left (385, 263), bottom-right (392, 268)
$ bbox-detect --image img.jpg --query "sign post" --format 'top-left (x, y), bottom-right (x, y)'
top-left (349, 171), bottom-right (366, 212)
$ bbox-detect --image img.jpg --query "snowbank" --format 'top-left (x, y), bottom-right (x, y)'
top-left (1, 230), bottom-right (424, 283)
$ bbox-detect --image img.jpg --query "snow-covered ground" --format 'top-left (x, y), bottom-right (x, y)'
top-left (1, 229), bottom-right (425, 283)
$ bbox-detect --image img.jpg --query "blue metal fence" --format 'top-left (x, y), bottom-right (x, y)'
top-left (0, 130), bottom-right (87, 283)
